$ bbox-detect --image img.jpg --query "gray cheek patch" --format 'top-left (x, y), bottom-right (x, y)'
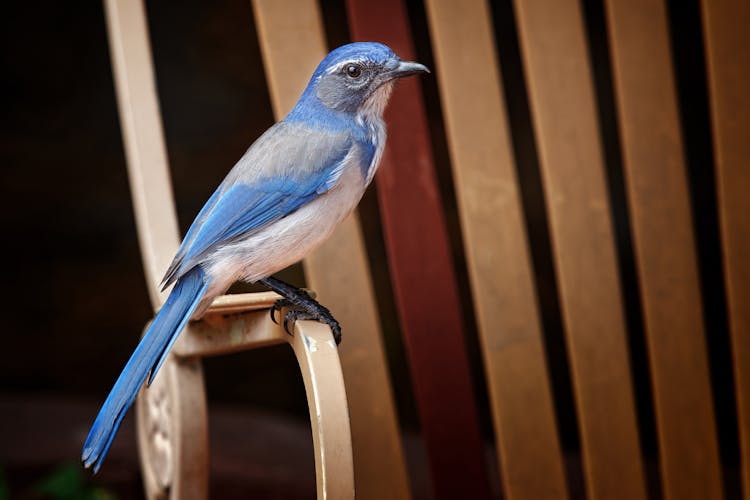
top-left (316, 75), bottom-right (369, 113)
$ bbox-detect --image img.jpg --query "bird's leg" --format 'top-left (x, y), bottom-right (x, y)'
top-left (259, 276), bottom-right (342, 344)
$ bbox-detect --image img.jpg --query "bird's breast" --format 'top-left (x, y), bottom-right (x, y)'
top-left (204, 162), bottom-right (369, 287)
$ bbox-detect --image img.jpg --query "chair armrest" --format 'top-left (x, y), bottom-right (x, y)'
top-left (139, 293), bottom-right (354, 500)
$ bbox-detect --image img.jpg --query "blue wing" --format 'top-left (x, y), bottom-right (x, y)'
top-left (162, 124), bottom-right (354, 287)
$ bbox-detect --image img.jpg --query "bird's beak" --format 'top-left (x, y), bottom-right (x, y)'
top-left (387, 60), bottom-right (430, 80)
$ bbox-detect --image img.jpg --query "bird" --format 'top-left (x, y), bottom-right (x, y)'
top-left (81, 41), bottom-right (429, 473)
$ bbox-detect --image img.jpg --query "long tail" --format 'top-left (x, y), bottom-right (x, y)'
top-left (82, 267), bottom-right (210, 472)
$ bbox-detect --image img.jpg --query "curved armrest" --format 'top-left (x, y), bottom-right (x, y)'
top-left (138, 294), bottom-right (354, 500)
top-left (290, 320), bottom-right (354, 500)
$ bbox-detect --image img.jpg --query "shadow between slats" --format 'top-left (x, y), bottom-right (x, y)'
top-left (666, 3), bottom-right (740, 497)
top-left (700, 0), bottom-right (750, 497)
top-left (579, 1), bottom-right (662, 498)
top-left (489, 1), bottom-right (586, 498)
top-left (511, 0), bottom-right (649, 498)
top-left (424, 0), bottom-right (575, 497)
top-left (602, 0), bottom-right (723, 498)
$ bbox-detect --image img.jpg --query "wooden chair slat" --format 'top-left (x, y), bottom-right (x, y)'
top-left (604, 2), bottom-right (724, 498)
top-left (251, 1), bottom-right (412, 498)
top-left (345, 1), bottom-right (493, 498)
top-left (512, 1), bottom-right (648, 498)
top-left (702, 0), bottom-right (750, 497)
top-left (423, 1), bottom-right (568, 498)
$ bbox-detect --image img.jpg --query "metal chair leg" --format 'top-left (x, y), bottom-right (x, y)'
top-left (136, 354), bottom-right (209, 500)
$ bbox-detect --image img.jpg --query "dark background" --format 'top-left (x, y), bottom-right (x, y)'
top-left (0, 0), bottom-right (740, 498)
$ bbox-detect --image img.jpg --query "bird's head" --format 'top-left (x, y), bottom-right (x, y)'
top-left (300, 42), bottom-right (429, 119)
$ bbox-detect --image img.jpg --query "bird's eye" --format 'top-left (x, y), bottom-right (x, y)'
top-left (345, 64), bottom-right (362, 78)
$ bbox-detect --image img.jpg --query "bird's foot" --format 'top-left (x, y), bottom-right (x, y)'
top-left (272, 299), bottom-right (342, 345)
top-left (261, 277), bottom-right (342, 344)
top-left (280, 308), bottom-right (341, 345)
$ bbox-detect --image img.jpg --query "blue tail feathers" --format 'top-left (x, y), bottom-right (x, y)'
top-left (82, 267), bottom-right (209, 473)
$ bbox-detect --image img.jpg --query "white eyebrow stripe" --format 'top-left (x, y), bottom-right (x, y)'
top-left (326, 58), bottom-right (370, 75)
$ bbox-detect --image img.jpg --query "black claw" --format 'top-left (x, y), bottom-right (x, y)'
top-left (270, 298), bottom-right (293, 325)
top-left (282, 312), bottom-right (293, 336)
top-left (283, 310), bottom-right (299, 335)
top-left (329, 321), bottom-right (342, 345)
top-left (260, 276), bottom-right (344, 345)
top-left (312, 307), bottom-right (341, 344)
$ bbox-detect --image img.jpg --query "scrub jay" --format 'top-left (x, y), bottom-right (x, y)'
top-left (82, 42), bottom-right (428, 472)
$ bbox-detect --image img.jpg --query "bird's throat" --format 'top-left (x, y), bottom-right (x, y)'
top-left (361, 81), bottom-right (395, 119)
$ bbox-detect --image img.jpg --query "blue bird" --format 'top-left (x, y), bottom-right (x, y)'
top-left (82, 42), bottom-right (428, 472)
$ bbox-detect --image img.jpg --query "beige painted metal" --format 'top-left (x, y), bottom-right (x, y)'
top-left (252, 1), bottom-right (412, 499)
top-left (180, 304), bottom-right (354, 497)
top-left (103, 0), bottom-right (179, 307)
top-left (104, 2), bottom-right (210, 497)
top-left (176, 300), bottom-right (286, 358)
top-left (104, 0), bottom-right (355, 498)
top-left (139, 307), bottom-right (354, 500)
top-left (423, 1), bottom-right (567, 499)
top-left (513, 1), bottom-right (647, 499)
top-left (290, 320), bottom-right (355, 500)
top-left (180, 308), bottom-right (356, 499)
top-left (137, 355), bottom-right (209, 500)
top-left (604, 1), bottom-right (723, 498)
top-left (702, 0), bottom-right (750, 498)
top-left (202, 291), bottom-right (281, 316)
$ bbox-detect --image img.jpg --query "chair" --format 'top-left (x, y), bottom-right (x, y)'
top-left (104, 0), bottom-right (750, 499)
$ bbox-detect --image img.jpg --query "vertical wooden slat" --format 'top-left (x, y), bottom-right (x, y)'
top-left (345, 1), bottom-right (493, 498)
top-left (702, 1), bottom-right (750, 498)
top-left (423, 1), bottom-right (568, 499)
top-left (512, 1), bottom-right (648, 499)
top-left (250, 2), bottom-right (412, 499)
top-left (604, 1), bottom-right (723, 499)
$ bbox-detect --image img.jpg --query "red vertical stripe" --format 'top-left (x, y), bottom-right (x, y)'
top-left (345, 1), bottom-right (492, 498)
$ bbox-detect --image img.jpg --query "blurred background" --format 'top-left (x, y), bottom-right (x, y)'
top-left (0, 0), bottom-right (741, 498)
